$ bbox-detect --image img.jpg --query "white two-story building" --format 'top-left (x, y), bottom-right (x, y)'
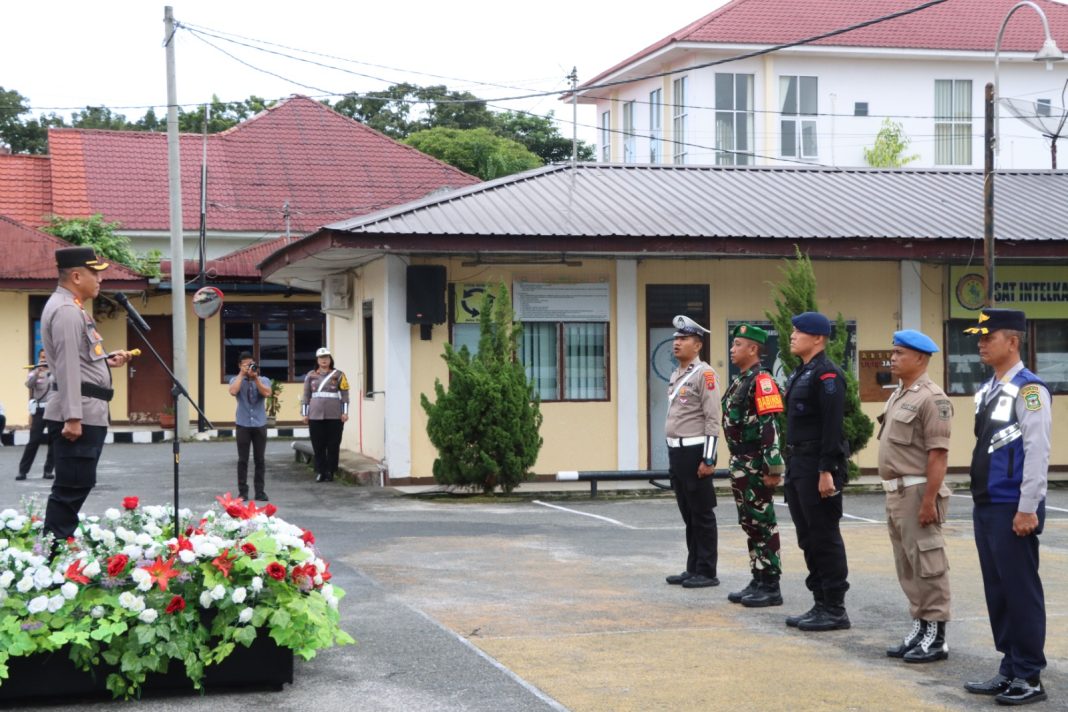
top-left (574, 0), bottom-right (1068, 169)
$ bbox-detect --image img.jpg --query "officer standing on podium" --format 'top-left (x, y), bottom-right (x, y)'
top-left (782, 312), bottom-right (851, 632)
top-left (962, 308), bottom-right (1051, 706)
top-left (663, 315), bottom-right (722, 589)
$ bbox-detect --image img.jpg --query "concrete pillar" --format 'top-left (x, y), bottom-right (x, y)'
top-left (616, 260), bottom-right (639, 470)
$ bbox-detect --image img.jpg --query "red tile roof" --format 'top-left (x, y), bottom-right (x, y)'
top-left (581, 0), bottom-right (1068, 89)
top-left (0, 215), bottom-right (147, 288)
top-left (0, 155), bottom-right (52, 227)
top-left (47, 96), bottom-right (478, 235)
top-left (161, 235), bottom-right (296, 281)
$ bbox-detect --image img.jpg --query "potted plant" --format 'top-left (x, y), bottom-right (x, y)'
top-left (158, 404), bottom-right (176, 429)
top-left (0, 494), bottom-right (353, 701)
top-left (265, 381), bottom-right (284, 427)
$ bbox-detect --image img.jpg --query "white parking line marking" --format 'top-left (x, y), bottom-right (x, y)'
top-left (772, 500), bottom-right (881, 523)
top-left (952, 493), bottom-right (1068, 513)
top-left (532, 500), bottom-right (637, 529)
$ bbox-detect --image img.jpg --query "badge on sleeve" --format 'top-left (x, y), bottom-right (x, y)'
top-left (1020, 384), bottom-right (1043, 411)
top-left (935, 398), bottom-right (953, 420)
top-left (703, 370), bottom-right (716, 391)
top-left (820, 372), bottom-right (838, 394)
top-left (754, 373), bottom-right (784, 414)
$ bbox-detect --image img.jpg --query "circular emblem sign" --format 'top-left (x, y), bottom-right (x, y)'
top-left (955, 273), bottom-right (986, 311)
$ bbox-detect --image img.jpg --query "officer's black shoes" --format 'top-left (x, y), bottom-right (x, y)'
top-left (315, 473), bottom-right (324, 482)
top-left (681, 574), bottom-right (720, 588)
top-left (965, 673), bottom-right (1013, 695)
top-left (727, 577), bottom-right (758, 602)
top-left (797, 606), bottom-right (851, 631)
top-left (254, 492), bottom-right (269, 502)
top-left (786, 603), bottom-right (823, 627)
top-left (995, 678), bottom-right (1047, 706)
top-left (42, 471), bottom-right (54, 480)
top-left (666, 571), bottom-right (693, 585)
top-left (15, 473), bottom-right (27, 481)
top-left (741, 579), bottom-right (783, 608)
top-left (904, 621), bottom-right (948, 663)
top-left (239, 490), bottom-right (250, 501)
top-left (887, 619), bottom-right (924, 658)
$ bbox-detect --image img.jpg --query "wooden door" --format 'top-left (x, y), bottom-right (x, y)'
top-left (127, 316), bottom-right (174, 423)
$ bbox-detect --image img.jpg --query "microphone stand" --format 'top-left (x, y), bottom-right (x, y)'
top-left (122, 312), bottom-right (213, 537)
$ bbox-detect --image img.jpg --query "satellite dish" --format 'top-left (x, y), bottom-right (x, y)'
top-left (192, 286), bottom-right (224, 319)
top-left (1000, 79), bottom-right (1068, 168)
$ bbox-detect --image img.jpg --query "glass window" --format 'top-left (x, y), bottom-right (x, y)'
top-left (935, 79), bottom-right (972, 165)
top-left (600, 110), bottom-right (611, 162)
top-left (649, 88), bottom-right (663, 163)
top-left (1035, 321), bottom-right (1068, 393)
top-left (715, 73), bottom-right (754, 165)
top-left (363, 300), bottom-right (374, 397)
top-left (622, 101), bottom-right (636, 163)
top-left (564, 323), bottom-right (607, 399)
top-left (944, 318), bottom-right (1062, 394)
top-left (672, 76), bottom-right (688, 164)
top-left (945, 319), bottom-right (988, 395)
top-left (522, 322), bottom-right (559, 401)
top-left (452, 323), bottom-right (480, 356)
top-left (780, 75), bottom-right (818, 158)
top-left (221, 303), bottom-right (324, 382)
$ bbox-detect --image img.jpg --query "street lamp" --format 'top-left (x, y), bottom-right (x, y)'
top-left (985, 1), bottom-right (1064, 306)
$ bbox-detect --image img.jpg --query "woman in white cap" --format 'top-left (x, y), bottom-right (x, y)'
top-left (301, 347), bottom-right (350, 482)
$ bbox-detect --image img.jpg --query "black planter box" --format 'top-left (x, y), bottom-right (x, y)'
top-left (0, 632), bottom-right (293, 703)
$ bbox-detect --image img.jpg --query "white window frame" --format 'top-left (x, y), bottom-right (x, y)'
top-left (622, 101), bottom-right (636, 163)
top-left (600, 110), bottom-right (611, 162)
top-left (649, 88), bottom-right (663, 163)
top-left (715, 73), bottom-right (755, 165)
top-left (934, 79), bottom-right (973, 166)
top-left (672, 76), bottom-right (688, 165)
top-left (780, 75), bottom-right (819, 159)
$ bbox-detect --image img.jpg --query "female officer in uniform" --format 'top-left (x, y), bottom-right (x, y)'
top-left (301, 347), bottom-right (349, 482)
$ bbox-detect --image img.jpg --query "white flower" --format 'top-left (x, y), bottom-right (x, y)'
top-left (6, 515), bottom-right (27, 530)
top-left (51, 569), bottom-right (64, 585)
top-left (199, 590), bottom-right (213, 609)
top-left (231, 587), bottom-right (247, 604)
top-left (250, 576), bottom-right (263, 593)
top-left (60, 582), bottom-right (78, 600)
top-left (16, 576), bottom-right (33, 593)
top-left (90, 605), bottom-right (106, 618)
top-left (47, 594), bottom-right (65, 612)
top-left (104, 508), bottom-right (121, 520)
top-left (115, 527), bottom-right (138, 544)
top-left (0, 537), bottom-right (8, 548)
top-left (0, 508), bottom-right (17, 519)
top-left (143, 505), bottom-right (167, 520)
top-left (0, 570), bottom-right (14, 588)
top-left (143, 545), bottom-right (162, 560)
top-left (238, 607), bottom-right (254, 624)
top-left (134, 533), bottom-right (153, 547)
top-left (138, 608), bottom-right (158, 624)
top-left (27, 595), bottom-right (48, 614)
top-left (118, 591), bottom-right (138, 610)
top-left (178, 550), bottom-right (196, 564)
top-left (131, 568), bottom-right (150, 586)
top-left (82, 560), bottom-right (101, 578)
top-left (130, 596), bottom-right (146, 613)
top-left (144, 523), bottom-right (163, 538)
top-left (32, 566), bottom-right (54, 589)
top-left (121, 545), bottom-right (143, 560)
top-left (88, 525), bottom-right (106, 542)
top-left (210, 584), bottom-right (226, 601)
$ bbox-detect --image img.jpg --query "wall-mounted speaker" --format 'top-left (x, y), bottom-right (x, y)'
top-left (406, 265), bottom-right (447, 324)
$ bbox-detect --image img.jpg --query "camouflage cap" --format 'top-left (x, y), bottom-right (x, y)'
top-left (731, 323), bottom-right (768, 344)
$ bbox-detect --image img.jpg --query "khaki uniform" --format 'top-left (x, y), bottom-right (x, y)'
top-left (665, 360), bottom-right (721, 439)
top-left (300, 369), bottom-right (350, 419)
top-left (877, 372), bottom-right (953, 622)
top-left (41, 286), bottom-right (111, 427)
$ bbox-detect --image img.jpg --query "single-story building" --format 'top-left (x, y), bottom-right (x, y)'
top-left (258, 163), bottom-right (1068, 481)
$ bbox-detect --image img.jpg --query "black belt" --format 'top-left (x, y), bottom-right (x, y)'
top-left (53, 382), bottom-right (114, 402)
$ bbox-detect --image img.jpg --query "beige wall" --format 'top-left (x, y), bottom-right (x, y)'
top-left (0, 291), bottom-right (33, 428)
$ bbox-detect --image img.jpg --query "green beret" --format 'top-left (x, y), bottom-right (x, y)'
top-left (731, 323), bottom-right (768, 344)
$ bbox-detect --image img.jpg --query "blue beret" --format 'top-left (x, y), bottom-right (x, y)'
top-left (893, 329), bottom-right (939, 355)
top-left (791, 311), bottom-right (831, 336)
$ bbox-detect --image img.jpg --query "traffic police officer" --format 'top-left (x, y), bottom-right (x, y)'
top-left (42, 247), bottom-right (133, 544)
top-left (663, 315), bottom-right (722, 589)
top-left (17, 349), bottom-right (55, 480)
top-left (301, 347), bottom-right (350, 482)
top-left (782, 312), bottom-right (850, 631)
top-left (722, 323), bottom-right (785, 607)
top-left (878, 330), bottom-right (952, 663)
top-left (962, 309), bottom-right (1051, 706)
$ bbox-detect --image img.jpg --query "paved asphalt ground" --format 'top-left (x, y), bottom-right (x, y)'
top-left (0, 441), bottom-right (1065, 711)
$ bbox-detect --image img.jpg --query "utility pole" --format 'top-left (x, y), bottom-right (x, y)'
top-left (197, 103), bottom-right (209, 432)
top-left (165, 6), bottom-right (190, 437)
top-left (568, 67), bottom-right (578, 166)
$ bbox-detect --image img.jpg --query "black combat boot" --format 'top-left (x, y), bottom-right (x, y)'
top-left (786, 592), bottom-right (824, 627)
top-left (727, 576), bottom-right (759, 603)
top-left (903, 620), bottom-right (948, 663)
top-left (741, 573), bottom-right (783, 608)
top-left (797, 591), bottom-right (850, 631)
top-left (887, 619), bottom-right (924, 658)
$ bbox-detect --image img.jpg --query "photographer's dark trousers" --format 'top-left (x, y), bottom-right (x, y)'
top-left (669, 443), bottom-right (718, 577)
top-left (19, 406), bottom-right (54, 477)
top-left (43, 421), bottom-right (107, 542)
top-left (236, 425), bottom-right (267, 498)
top-left (308, 419), bottom-right (344, 478)
top-left (784, 455), bottom-right (849, 604)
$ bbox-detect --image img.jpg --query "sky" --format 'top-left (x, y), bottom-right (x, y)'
top-left (1, 1), bottom-right (728, 144)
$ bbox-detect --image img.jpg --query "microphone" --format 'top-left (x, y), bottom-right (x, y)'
top-left (113, 293), bottom-right (152, 332)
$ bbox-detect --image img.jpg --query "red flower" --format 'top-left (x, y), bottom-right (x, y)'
top-left (263, 504), bottom-right (277, 517)
top-left (142, 556), bottom-right (180, 592)
top-left (265, 562), bottom-right (286, 581)
top-left (300, 529), bottom-right (315, 546)
top-left (165, 595), bottom-right (186, 614)
top-left (106, 554), bottom-right (130, 577)
top-left (64, 559), bottom-right (90, 584)
top-left (168, 535), bottom-right (194, 555)
top-left (226, 503), bottom-right (248, 519)
top-left (216, 492), bottom-right (244, 509)
top-left (212, 549), bottom-right (237, 579)
top-left (320, 561), bottom-right (332, 583)
top-left (122, 496), bottom-right (139, 510)
top-left (240, 542), bottom-right (257, 558)
top-left (290, 562), bottom-right (318, 590)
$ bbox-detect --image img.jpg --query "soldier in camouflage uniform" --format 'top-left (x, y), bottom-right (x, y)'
top-left (722, 323), bottom-right (786, 607)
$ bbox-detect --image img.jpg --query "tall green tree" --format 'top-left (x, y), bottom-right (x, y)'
top-left (863, 118), bottom-right (919, 168)
top-left (0, 87), bottom-right (55, 154)
top-left (405, 127), bottom-right (542, 180)
top-left (766, 247), bottom-right (873, 479)
top-left (421, 284), bottom-right (543, 494)
top-left (493, 110), bottom-right (595, 163)
top-left (42, 214), bottom-right (161, 278)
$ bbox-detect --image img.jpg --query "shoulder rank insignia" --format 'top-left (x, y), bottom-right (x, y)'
top-left (754, 373), bottom-right (784, 415)
top-left (1020, 384), bottom-right (1043, 411)
top-left (703, 370), bottom-right (716, 391)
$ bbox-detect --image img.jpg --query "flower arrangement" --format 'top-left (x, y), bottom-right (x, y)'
top-left (0, 493), bottom-right (354, 699)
